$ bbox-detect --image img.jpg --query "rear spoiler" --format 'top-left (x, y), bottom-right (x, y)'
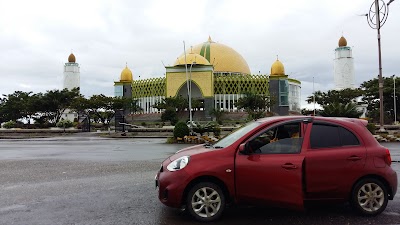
top-left (356, 118), bottom-right (368, 127)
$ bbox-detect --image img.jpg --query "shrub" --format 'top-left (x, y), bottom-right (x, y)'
top-left (56, 119), bottom-right (73, 128)
top-left (141, 122), bottom-right (147, 127)
top-left (173, 121), bottom-right (189, 138)
top-left (366, 123), bottom-right (376, 134)
top-left (3, 120), bottom-right (17, 129)
top-left (166, 137), bottom-right (177, 144)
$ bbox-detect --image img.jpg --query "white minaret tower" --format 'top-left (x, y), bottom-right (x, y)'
top-left (63, 53), bottom-right (80, 91)
top-left (333, 36), bottom-right (355, 90)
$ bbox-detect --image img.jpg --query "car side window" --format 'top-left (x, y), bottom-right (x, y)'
top-left (310, 124), bottom-right (340, 148)
top-left (310, 123), bottom-right (360, 149)
top-left (248, 122), bottom-right (303, 154)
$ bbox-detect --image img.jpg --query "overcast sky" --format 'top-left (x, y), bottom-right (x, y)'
top-left (0, 0), bottom-right (399, 108)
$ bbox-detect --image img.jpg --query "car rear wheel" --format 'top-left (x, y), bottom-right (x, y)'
top-left (351, 178), bottom-right (388, 216)
top-left (186, 182), bottom-right (225, 222)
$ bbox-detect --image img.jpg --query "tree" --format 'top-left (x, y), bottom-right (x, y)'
top-left (153, 96), bottom-right (188, 112)
top-left (361, 76), bottom-right (398, 123)
top-left (236, 93), bottom-right (275, 120)
top-left (84, 95), bottom-right (128, 127)
top-left (0, 98), bottom-right (5, 124)
top-left (306, 88), bottom-right (363, 105)
top-left (154, 96), bottom-right (190, 122)
top-left (320, 102), bottom-right (363, 118)
top-left (34, 88), bottom-right (81, 123)
top-left (70, 96), bottom-right (90, 115)
top-left (0, 91), bottom-right (35, 123)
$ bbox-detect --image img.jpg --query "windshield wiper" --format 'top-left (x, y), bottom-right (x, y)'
top-left (213, 145), bottom-right (223, 149)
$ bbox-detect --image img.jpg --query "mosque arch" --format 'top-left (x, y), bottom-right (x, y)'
top-left (176, 80), bottom-right (204, 99)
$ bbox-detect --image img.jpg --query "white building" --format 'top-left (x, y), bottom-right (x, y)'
top-left (61, 53), bottom-right (80, 122)
top-left (333, 36), bottom-right (355, 90)
top-left (63, 53), bottom-right (80, 91)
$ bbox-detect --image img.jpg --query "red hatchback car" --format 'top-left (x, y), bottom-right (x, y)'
top-left (155, 116), bottom-right (397, 222)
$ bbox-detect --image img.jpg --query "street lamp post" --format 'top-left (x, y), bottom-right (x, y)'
top-left (365, 0), bottom-right (394, 131)
top-left (394, 75), bottom-right (397, 124)
top-left (188, 62), bottom-right (196, 134)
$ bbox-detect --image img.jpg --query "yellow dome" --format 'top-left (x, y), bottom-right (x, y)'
top-left (120, 65), bottom-right (133, 82)
top-left (270, 59), bottom-right (285, 76)
top-left (68, 53), bottom-right (76, 63)
top-left (177, 37), bottom-right (251, 75)
top-left (338, 36), bottom-right (347, 47)
top-left (174, 52), bottom-right (210, 66)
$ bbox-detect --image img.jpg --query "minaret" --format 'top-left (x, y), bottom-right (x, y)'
top-left (113, 64), bottom-right (133, 131)
top-left (114, 64), bottom-right (133, 98)
top-left (333, 36), bottom-right (355, 90)
top-left (63, 53), bottom-right (80, 91)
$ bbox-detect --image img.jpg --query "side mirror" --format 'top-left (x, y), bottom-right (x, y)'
top-left (239, 143), bottom-right (250, 155)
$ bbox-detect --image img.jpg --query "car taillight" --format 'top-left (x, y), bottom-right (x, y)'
top-left (385, 148), bottom-right (392, 166)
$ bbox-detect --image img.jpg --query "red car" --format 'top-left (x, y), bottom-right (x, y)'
top-left (155, 116), bottom-right (397, 222)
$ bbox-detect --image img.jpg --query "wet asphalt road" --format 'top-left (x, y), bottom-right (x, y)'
top-left (0, 134), bottom-right (399, 225)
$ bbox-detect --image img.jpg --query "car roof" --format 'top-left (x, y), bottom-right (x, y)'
top-left (256, 116), bottom-right (367, 127)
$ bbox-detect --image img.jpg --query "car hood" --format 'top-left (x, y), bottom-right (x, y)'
top-left (169, 144), bottom-right (216, 161)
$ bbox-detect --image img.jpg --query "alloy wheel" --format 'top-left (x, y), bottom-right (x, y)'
top-left (191, 186), bottom-right (222, 218)
top-left (357, 182), bottom-right (385, 212)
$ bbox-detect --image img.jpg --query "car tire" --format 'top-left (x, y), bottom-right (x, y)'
top-left (351, 178), bottom-right (388, 216)
top-left (186, 182), bottom-right (226, 222)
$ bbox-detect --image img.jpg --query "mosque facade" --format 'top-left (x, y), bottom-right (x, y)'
top-left (333, 36), bottom-right (355, 90)
top-left (114, 37), bottom-right (301, 119)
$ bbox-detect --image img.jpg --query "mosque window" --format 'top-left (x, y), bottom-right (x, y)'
top-left (279, 80), bottom-right (289, 106)
top-left (114, 85), bottom-right (123, 97)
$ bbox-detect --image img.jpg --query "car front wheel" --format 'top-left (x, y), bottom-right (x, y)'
top-left (351, 178), bottom-right (388, 216)
top-left (186, 182), bottom-right (225, 222)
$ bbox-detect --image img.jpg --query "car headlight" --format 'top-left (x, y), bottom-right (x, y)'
top-left (167, 156), bottom-right (190, 172)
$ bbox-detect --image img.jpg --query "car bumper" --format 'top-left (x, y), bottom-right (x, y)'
top-left (387, 169), bottom-right (398, 200)
top-left (155, 164), bottom-right (191, 208)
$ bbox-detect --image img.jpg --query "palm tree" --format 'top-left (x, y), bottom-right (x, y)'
top-left (209, 108), bottom-right (225, 125)
top-left (320, 102), bottom-right (362, 118)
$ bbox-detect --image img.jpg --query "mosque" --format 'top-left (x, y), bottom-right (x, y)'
top-left (113, 37), bottom-right (302, 120)
top-left (60, 35), bottom-right (361, 122)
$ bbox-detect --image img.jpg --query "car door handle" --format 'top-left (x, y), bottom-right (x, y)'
top-left (347, 156), bottom-right (362, 161)
top-left (281, 163), bottom-right (297, 170)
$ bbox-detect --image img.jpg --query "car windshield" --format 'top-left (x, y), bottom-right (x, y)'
top-left (213, 121), bottom-right (261, 148)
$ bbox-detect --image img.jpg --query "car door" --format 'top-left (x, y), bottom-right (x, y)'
top-left (235, 121), bottom-right (305, 210)
top-left (304, 122), bottom-right (367, 199)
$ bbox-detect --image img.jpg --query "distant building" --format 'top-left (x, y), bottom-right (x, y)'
top-left (333, 36), bottom-right (355, 90)
top-left (114, 37), bottom-right (302, 119)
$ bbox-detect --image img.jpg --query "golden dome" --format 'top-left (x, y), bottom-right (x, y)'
top-left (270, 59), bottom-right (285, 76)
top-left (68, 53), bottom-right (76, 63)
top-left (176, 37), bottom-right (251, 75)
top-left (120, 65), bottom-right (133, 82)
top-left (338, 36), bottom-right (347, 47)
top-left (174, 52), bottom-right (210, 66)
